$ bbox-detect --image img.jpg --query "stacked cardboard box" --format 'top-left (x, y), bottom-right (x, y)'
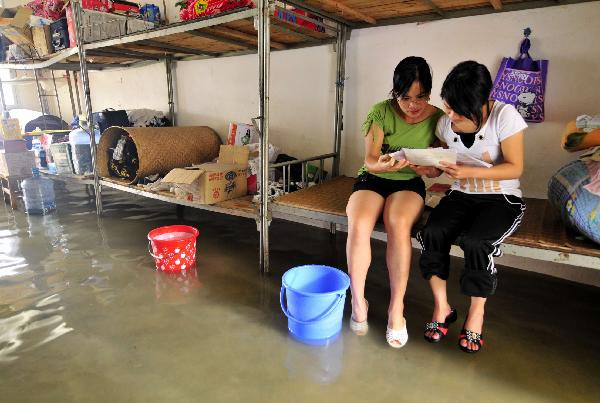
top-left (0, 151), bottom-right (35, 177)
top-left (0, 7), bottom-right (34, 48)
top-left (0, 118), bottom-right (22, 141)
top-left (32, 25), bottom-right (53, 57)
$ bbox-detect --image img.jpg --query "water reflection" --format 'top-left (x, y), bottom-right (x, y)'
top-left (0, 294), bottom-right (72, 363)
top-left (154, 268), bottom-right (202, 304)
top-left (284, 334), bottom-right (345, 384)
top-left (0, 179), bottom-right (190, 370)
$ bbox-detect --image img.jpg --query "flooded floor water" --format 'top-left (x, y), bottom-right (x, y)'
top-left (0, 181), bottom-right (598, 402)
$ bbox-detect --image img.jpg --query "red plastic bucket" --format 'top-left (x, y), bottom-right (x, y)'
top-left (147, 225), bottom-right (199, 272)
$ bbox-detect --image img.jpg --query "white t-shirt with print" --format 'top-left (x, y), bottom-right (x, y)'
top-left (435, 101), bottom-right (528, 198)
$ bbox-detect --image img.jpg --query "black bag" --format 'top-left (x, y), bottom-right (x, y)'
top-left (93, 109), bottom-right (131, 134)
top-left (24, 115), bottom-right (70, 132)
top-left (50, 18), bottom-right (69, 52)
top-left (108, 135), bottom-right (139, 181)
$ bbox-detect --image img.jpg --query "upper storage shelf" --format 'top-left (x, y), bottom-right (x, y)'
top-left (0, 0), bottom-right (591, 71)
top-left (0, 6), bottom-right (339, 71)
top-left (292, 0), bottom-right (596, 27)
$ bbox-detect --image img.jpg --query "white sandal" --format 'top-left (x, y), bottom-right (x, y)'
top-left (386, 318), bottom-right (408, 348)
top-left (349, 299), bottom-right (369, 336)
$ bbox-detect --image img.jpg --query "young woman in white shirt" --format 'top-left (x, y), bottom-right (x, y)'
top-left (416, 61), bottom-right (527, 353)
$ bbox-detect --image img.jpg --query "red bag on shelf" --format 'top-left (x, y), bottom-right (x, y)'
top-left (272, 7), bottom-right (325, 33)
top-left (179, 0), bottom-right (254, 21)
top-left (81, 0), bottom-right (111, 12)
top-left (111, 0), bottom-right (140, 14)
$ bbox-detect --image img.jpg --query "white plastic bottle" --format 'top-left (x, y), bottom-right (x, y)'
top-left (69, 118), bottom-right (101, 175)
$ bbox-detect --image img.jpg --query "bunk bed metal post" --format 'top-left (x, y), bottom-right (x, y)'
top-left (73, 0), bottom-right (102, 215)
top-left (66, 71), bottom-right (78, 120)
top-left (165, 56), bottom-right (176, 125)
top-left (33, 68), bottom-right (46, 114)
top-left (73, 71), bottom-right (82, 115)
top-left (258, 0), bottom-right (272, 273)
top-left (0, 75), bottom-right (8, 118)
top-left (332, 24), bottom-right (348, 178)
top-left (51, 71), bottom-right (63, 120)
top-left (330, 23), bottom-right (348, 235)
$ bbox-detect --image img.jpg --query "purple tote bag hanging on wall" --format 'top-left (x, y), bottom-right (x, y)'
top-left (490, 29), bottom-right (549, 123)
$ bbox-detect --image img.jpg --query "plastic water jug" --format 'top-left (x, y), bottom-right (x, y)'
top-left (22, 168), bottom-right (56, 215)
top-left (69, 127), bottom-right (101, 145)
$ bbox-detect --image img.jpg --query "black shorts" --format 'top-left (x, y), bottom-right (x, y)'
top-left (352, 172), bottom-right (426, 200)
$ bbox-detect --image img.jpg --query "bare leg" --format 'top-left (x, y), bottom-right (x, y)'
top-left (461, 297), bottom-right (486, 351)
top-left (346, 190), bottom-right (385, 323)
top-left (383, 190), bottom-right (424, 337)
top-left (424, 276), bottom-right (453, 341)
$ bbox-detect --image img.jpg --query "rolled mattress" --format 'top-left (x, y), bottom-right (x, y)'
top-left (98, 126), bottom-right (221, 184)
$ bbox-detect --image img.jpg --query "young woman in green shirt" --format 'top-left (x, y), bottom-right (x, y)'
top-left (346, 56), bottom-right (443, 348)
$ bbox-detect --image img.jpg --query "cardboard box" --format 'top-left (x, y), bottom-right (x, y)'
top-left (0, 151), bottom-right (35, 177)
top-left (163, 145), bottom-right (249, 204)
top-left (0, 118), bottom-right (22, 141)
top-left (2, 140), bottom-right (27, 153)
top-left (218, 144), bottom-right (250, 164)
top-left (163, 165), bottom-right (247, 204)
top-left (0, 7), bottom-right (34, 47)
top-left (32, 25), bottom-right (53, 57)
top-left (227, 122), bottom-right (259, 146)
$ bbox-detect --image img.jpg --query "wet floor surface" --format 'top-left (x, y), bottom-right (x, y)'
top-left (0, 181), bottom-right (598, 402)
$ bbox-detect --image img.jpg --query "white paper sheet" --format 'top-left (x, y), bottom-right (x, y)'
top-left (456, 153), bottom-right (493, 168)
top-left (389, 148), bottom-right (456, 167)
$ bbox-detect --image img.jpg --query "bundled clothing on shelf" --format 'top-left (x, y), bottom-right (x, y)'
top-left (108, 134), bottom-right (139, 181)
top-left (71, 109), bottom-right (171, 133)
top-left (127, 109), bottom-right (171, 127)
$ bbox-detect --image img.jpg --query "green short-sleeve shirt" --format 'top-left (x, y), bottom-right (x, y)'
top-left (359, 100), bottom-right (444, 180)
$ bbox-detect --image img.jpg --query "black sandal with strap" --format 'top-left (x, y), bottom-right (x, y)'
top-left (459, 328), bottom-right (484, 353)
top-left (423, 308), bottom-right (457, 343)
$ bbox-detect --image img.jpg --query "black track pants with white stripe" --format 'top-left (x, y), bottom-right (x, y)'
top-left (417, 190), bottom-right (525, 297)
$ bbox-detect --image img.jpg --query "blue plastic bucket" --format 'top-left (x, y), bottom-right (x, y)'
top-left (280, 265), bottom-right (350, 344)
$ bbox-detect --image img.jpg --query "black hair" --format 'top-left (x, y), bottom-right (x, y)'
top-left (441, 60), bottom-right (493, 130)
top-left (390, 56), bottom-right (432, 99)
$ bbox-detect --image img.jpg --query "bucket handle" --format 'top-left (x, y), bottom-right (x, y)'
top-left (280, 286), bottom-right (344, 325)
top-left (147, 241), bottom-right (160, 259)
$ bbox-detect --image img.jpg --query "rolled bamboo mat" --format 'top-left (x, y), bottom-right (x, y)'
top-left (274, 179), bottom-right (600, 258)
top-left (97, 126), bottom-right (221, 184)
top-left (507, 198), bottom-right (600, 257)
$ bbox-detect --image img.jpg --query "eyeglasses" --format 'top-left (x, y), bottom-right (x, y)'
top-left (398, 95), bottom-right (430, 105)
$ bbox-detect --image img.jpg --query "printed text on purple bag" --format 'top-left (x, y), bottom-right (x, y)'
top-left (491, 68), bottom-right (545, 122)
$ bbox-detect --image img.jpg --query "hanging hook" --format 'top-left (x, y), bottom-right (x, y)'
top-left (523, 27), bottom-right (532, 38)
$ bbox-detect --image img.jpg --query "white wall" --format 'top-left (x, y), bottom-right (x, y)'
top-left (81, 43), bottom-right (338, 165)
